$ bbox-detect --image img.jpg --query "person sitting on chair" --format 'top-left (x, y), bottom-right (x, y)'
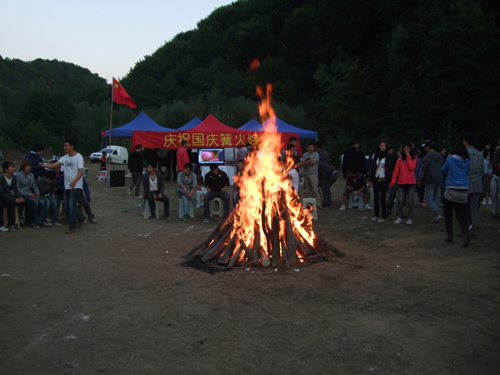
top-left (143, 161), bottom-right (169, 220)
top-left (176, 162), bottom-right (198, 221)
top-left (36, 169), bottom-right (61, 226)
top-left (0, 161), bottom-right (25, 231)
top-left (15, 160), bottom-right (47, 228)
top-left (203, 163), bottom-right (230, 222)
top-left (339, 170), bottom-right (371, 211)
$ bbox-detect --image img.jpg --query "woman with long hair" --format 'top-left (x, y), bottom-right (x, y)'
top-left (369, 140), bottom-right (389, 222)
top-left (389, 143), bottom-right (417, 225)
top-left (441, 142), bottom-right (471, 247)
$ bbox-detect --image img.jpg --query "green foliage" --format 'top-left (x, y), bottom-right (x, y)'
top-left (436, 122), bottom-right (462, 152)
top-left (1, 0), bottom-right (499, 157)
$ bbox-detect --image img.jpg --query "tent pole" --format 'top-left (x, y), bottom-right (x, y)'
top-left (107, 78), bottom-right (114, 185)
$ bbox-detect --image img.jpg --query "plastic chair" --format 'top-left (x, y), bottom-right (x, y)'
top-left (209, 198), bottom-right (224, 218)
top-left (142, 200), bottom-right (160, 219)
top-left (348, 192), bottom-right (365, 209)
top-left (177, 198), bottom-right (195, 218)
top-left (302, 198), bottom-right (318, 220)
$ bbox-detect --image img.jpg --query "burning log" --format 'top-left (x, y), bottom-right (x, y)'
top-left (184, 189), bottom-right (345, 270)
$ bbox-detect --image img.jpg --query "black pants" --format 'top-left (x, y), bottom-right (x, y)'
top-left (129, 171), bottom-right (143, 197)
top-left (0, 198), bottom-right (17, 227)
top-left (204, 191), bottom-right (230, 219)
top-left (373, 180), bottom-right (388, 219)
top-left (145, 190), bottom-right (169, 219)
top-left (443, 197), bottom-right (468, 236)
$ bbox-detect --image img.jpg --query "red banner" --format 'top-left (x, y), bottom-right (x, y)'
top-left (132, 130), bottom-right (300, 154)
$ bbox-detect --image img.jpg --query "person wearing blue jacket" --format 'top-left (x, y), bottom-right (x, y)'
top-left (441, 142), bottom-right (471, 247)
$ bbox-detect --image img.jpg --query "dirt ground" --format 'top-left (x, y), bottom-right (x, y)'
top-left (1, 160), bottom-right (499, 375)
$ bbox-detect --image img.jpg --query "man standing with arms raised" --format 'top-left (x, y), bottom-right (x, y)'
top-left (43, 139), bottom-right (85, 234)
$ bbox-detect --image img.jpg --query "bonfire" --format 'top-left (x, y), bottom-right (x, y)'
top-left (185, 65), bottom-right (344, 269)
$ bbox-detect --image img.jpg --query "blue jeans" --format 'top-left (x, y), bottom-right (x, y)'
top-left (64, 189), bottom-right (84, 229)
top-left (387, 184), bottom-right (398, 212)
top-left (175, 187), bottom-right (194, 216)
top-left (24, 196), bottom-right (46, 226)
top-left (78, 195), bottom-right (95, 221)
top-left (424, 184), bottom-right (441, 218)
top-left (397, 185), bottom-right (415, 220)
top-left (40, 195), bottom-right (58, 223)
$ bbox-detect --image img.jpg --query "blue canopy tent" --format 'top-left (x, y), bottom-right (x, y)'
top-left (103, 112), bottom-right (175, 138)
top-left (177, 117), bottom-right (202, 131)
top-left (239, 119), bottom-right (262, 131)
top-left (239, 116), bottom-right (318, 139)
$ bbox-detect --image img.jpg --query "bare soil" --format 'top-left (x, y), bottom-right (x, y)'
top-left (1, 161), bottom-right (499, 375)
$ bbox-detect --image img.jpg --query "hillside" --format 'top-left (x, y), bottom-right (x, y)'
top-left (0, 57), bottom-right (110, 153)
top-left (1, 0), bottom-right (499, 156)
top-left (123, 0), bottom-right (500, 149)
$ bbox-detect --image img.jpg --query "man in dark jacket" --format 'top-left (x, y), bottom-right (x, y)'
top-left (143, 161), bottom-right (169, 220)
top-left (419, 141), bottom-right (444, 222)
top-left (22, 143), bottom-right (45, 179)
top-left (342, 140), bottom-right (366, 179)
top-left (318, 162), bottom-right (338, 208)
top-left (203, 164), bottom-right (230, 222)
top-left (0, 161), bottom-right (25, 231)
top-left (128, 144), bottom-right (144, 198)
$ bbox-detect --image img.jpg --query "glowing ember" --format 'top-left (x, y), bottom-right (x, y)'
top-left (185, 61), bottom-right (344, 269)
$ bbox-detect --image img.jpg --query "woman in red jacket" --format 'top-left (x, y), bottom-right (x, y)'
top-left (389, 143), bottom-right (417, 225)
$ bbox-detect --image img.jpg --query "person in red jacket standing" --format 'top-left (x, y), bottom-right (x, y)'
top-left (389, 143), bottom-right (417, 225)
top-left (176, 140), bottom-right (190, 173)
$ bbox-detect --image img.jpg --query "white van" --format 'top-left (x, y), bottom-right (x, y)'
top-left (90, 146), bottom-right (129, 165)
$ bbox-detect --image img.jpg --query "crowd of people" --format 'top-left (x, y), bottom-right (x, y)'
top-left (333, 134), bottom-right (500, 247)
top-left (2, 134), bottom-right (499, 246)
top-left (0, 140), bottom-right (96, 233)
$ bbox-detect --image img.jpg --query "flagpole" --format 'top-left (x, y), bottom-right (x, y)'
top-left (108, 77), bottom-right (114, 183)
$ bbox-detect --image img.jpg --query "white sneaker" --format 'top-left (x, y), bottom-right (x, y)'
top-left (135, 195), bottom-right (143, 199)
top-left (339, 204), bottom-right (346, 211)
top-left (0, 226), bottom-right (9, 232)
top-left (482, 199), bottom-right (487, 206)
top-left (394, 217), bottom-right (402, 224)
top-left (364, 204), bottom-right (373, 210)
top-left (431, 215), bottom-right (442, 223)
top-left (488, 197), bottom-right (492, 205)
top-left (406, 219), bottom-right (413, 225)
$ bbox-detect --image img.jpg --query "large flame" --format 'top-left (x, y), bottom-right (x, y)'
top-left (229, 74), bottom-right (315, 267)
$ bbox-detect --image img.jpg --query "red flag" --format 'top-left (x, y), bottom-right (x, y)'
top-left (112, 77), bottom-right (137, 108)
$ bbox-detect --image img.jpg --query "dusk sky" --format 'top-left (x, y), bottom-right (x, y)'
top-left (0, 0), bottom-right (235, 82)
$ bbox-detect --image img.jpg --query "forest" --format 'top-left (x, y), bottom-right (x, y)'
top-left (0, 0), bottom-right (499, 162)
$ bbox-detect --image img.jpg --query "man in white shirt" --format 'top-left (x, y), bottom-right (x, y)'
top-left (43, 139), bottom-right (85, 234)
